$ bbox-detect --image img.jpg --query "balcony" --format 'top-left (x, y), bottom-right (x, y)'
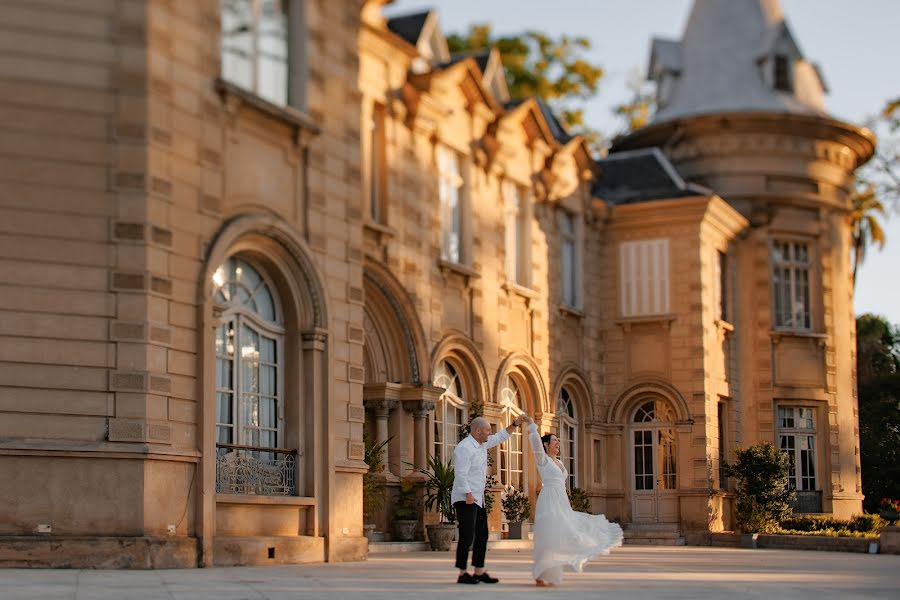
top-left (215, 443), bottom-right (297, 496)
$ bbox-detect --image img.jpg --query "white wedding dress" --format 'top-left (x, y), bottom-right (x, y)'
top-left (527, 423), bottom-right (623, 584)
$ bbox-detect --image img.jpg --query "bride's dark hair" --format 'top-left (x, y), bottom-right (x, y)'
top-left (540, 433), bottom-right (554, 449)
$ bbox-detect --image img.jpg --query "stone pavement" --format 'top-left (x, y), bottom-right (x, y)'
top-left (0, 546), bottom-right (898, 600)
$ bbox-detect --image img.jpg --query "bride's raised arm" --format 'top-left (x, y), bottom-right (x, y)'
top-left (526, 422), bottom-right (548, 467)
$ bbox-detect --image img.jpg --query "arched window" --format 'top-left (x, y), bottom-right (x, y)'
top-left (498, 377), bottom-right (525, 489)
top-left (558, 387), bottom-right (578, 489)
top-left (212, 257), bottom-right (284, 453)
top-left (433, 360), bottom-right (467, 462)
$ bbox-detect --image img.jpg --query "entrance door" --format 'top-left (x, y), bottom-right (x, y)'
top-left (630, 400), bottom-right (678, 522)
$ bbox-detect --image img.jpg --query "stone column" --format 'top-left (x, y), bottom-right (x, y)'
top-left (364, 398), bottom-right (397, 473)
top-left (408, 400), bottom-right (435, 472)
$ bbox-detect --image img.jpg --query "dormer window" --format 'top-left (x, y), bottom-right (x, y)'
top-left (773, 54), bottom-right (792, 92)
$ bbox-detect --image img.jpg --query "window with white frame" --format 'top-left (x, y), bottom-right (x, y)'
top-left (771, 240), bottom-right (812, 331)
top-left (559, 211), bottom-right (581, 308)
top-left (558, 387), bottom-right (578, 489)
top-left (619, 239), bottom-right (670, 317)
top-left (213, 257), bottom-right (284, 451)
top-left (498, 377), bottom-right (525, 489)
top-left (777, 406), bottom-right (817, 491)
top-left (504, 181), bottom-right (531, 286)
top-left (438, 146), bottom-right (464, 263)
top-left (221, 0), bottom-right (290, 106)
top-left (433, 360), bottom-right (467, 462)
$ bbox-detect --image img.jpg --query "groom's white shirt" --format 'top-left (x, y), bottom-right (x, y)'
top-left (451, 429), bottom-right (511, 507)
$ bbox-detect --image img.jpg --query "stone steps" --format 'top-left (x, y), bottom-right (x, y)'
top-left (623, 523), bottom-right (685, 546)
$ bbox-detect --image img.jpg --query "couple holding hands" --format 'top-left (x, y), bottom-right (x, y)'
top-left (452, 413), bottom-right (623, 587)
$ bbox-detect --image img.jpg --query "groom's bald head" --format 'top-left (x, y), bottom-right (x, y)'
top-left (470, 417), bottom-right (491, 442)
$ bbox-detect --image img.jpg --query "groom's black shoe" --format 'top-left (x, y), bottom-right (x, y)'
top-left (457, 573), bottom-right (480, 584)
top-left (476, 572), bottom-right (499, 584)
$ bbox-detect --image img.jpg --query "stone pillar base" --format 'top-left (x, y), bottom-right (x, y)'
top-left (0, 536), bottom-right (199, 569)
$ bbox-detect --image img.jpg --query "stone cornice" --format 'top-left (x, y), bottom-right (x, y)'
top-left (612, 111), bottom-right (875, 169)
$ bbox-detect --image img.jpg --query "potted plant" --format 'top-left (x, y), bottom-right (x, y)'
top-left (362, 432), bottom-right (389, 540)
top-left (501, 486), bottom-right (531, 539)
top-left (412, 454), bottom-right (456, 551)
top-left (568, 486), bottom-right (592, 513)
top-left (391, 478), bottom-right (420, 542)
top-left (879, 498), bottom-right (900, 526)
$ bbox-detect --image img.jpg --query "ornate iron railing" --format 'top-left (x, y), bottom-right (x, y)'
top-left (216, 443), bottom-right (297, 496)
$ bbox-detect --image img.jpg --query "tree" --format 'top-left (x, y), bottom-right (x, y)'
top-left (613, 67), bottom-right (656, 134)
top-left (856, 314), bottom-right (900, 512)
top-left (446, 25), bottom-right (604, 151)
top-left (850, 185), bottom-right (887, 287)
top-left (724, 443), bottom-right (795, 533)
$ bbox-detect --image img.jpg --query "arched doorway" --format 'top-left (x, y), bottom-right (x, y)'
top-left (629, 397), bottom-right (678, 522)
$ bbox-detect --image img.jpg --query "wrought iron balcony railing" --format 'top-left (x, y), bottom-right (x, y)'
top-left (215, 443), bottom-right (297, 496)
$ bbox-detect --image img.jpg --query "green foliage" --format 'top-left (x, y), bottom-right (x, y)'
top-left (392, 478), bottom-right (420, 521)
top-left (856, 314), bottom-right (900, 513)
top-left (501, 487), bottom-right (531, 523)
top-left (447, 24), bottom-right (604, 152)
top-left (724, 443), bottom-right (795, 533)
top-left (411, 454), bottom-right (456, 524)
top-left (362, 431), bottom-right (390, 520)
top-left (613, 68), bottom-right (656, 134)
top-left (567, 486), bottom-right (592, 513)
top-left (850, 186), bottom-right (887, 286)
top-left (779, 513), bottom-right (886, 535)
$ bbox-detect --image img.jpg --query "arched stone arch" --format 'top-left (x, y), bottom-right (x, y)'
top-left (551, 363), bottom-right (595, 423)
top-left (197, 211), bottom-right (331, 562)
top-left (607, 378), bottom-right (692, 425)
top-left (200, 211), bottom-right (328, 330)
top-left (494, 352), bottom-right (549, 416)
top-left (430, 331), bottom-right (491, 407)
top-left (363, 261), bottom-right (430, 385)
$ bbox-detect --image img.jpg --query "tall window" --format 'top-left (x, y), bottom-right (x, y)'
top-left (773, 54), bottom-right (792, 92)
top-left (620, 239), bottom-right (670, 317)
top-left (368, 103), bottom-right (387, 224)
top-left (716, 250), bottom-right (728, 322)
top-left (717, 402), bottom-right (727, 488)
top-left (438, 146), bottom-right (464, 263)
top-left (778, 406), bottom-right (817, 491)
top-left (433, 360), bottom-right (467, 462)
top-left (771, 240), bottom-right (811, 330)
top-left (213, 257), bottom-right (283, 451)
top-left (560, 212), bottom-right (581, 308)
top-left (504, 181), bottom-right (531, 286)
top-left (221, 0), bottom-right (289, 106)
top-left (499, 377), bottom-right (525, 489)
top-left (558, 387), bottom-right (578, 490)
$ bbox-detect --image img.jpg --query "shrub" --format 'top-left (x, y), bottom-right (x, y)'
top-left (392, 478), bottom-right (420, 521)
top-left (502, 487), bottom-right (531, 523)
top-left (362, 431), bottom-right (389, 520)
top-left (724, 442), bottom-right (795, 533)
top-left (568, 487), bottom-right (592, 513)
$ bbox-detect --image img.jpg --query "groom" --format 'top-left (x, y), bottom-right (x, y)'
top-left (452, 414), bottom-right (526, 584)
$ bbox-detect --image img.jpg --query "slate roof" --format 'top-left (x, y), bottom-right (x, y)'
top-left (592, 148), bottom-right (710, 205)
top-left (648, 0), bottom-right (828, 123)
top-left (386, 11), bottom-right (430, 46)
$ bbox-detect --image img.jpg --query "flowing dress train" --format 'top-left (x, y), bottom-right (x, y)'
top-left (527, 423), bottom-right (623, 584)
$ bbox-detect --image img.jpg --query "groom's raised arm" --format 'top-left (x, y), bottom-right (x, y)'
top-left (484, 415), bottom-right (522, 449)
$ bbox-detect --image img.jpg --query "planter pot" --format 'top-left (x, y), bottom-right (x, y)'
top-left (880, 510), bottom-right (900, 526)
top-left (507, 521), bottom-right (530, 540)
top-left (392, 519), bottom-right (418, 542)
top-left (363, 523), bottom-right (376, 541)
top-left (426, 523), bottom-right (456, 551)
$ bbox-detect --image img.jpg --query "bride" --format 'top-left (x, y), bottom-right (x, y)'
top-left (523, 415), bottom-right (623, 586)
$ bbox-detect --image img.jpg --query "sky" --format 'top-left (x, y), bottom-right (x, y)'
top-left (384, 0), bottom-right (900, 325)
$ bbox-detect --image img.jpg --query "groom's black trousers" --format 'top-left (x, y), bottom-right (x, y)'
top-left (453, 500), bottom-right (488, 570)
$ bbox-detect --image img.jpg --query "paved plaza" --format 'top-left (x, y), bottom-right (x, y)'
top-left (0, 546), bottom-right (898, 600)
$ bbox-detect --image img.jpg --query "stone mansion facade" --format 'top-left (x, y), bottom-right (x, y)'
top-left (0, 0), bottom-right (874, 567)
